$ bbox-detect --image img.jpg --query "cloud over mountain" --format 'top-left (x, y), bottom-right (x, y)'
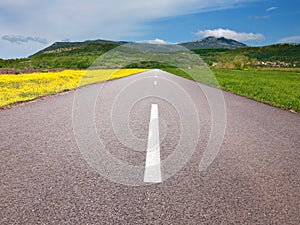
top-left (196, 28), bottom-right (264, 42)
top-left (142, 39), bottom-right (169, 45)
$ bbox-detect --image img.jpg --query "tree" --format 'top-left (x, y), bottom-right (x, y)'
top-left (233, 55), bottom-right (250, 70)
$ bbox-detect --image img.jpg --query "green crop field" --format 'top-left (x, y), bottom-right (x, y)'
top-left (164, 68), bottom-right (300, 112)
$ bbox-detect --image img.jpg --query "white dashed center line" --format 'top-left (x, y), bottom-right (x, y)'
top-left (144, 104), bottom-right (162, 183)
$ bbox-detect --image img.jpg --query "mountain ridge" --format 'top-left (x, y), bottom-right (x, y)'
top-left (31, 39), bottom-right (128, 56)
top-left (180, 36), bottom-right (247, 49)
top-left (31, 36), bottom-right (247, 56)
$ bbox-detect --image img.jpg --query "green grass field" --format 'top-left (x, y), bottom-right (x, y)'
top-left (163, 68), bottom-right (300, 112)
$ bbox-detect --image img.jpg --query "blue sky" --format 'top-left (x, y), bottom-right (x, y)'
top-left (0, 0), bottom-right (299, 59)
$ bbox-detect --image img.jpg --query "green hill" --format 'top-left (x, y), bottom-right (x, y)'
top-left (1, 40), bottom-right (122, 70)
top-left (194, 43), bottom-right (300, 68)
top-left (31, 39), bottom-right (127, 56)
top-left (228, 43), bottom-right (300, 62)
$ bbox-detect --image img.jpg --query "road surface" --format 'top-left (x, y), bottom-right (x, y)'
top-left (1, 70), bottom-right (299, 224)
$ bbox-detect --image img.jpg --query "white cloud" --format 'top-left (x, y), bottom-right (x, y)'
top-left (2, 34), bottom-right (47, 44)
top-left (196, 28), bottom-right (265, 41)
top-left (278, 36), bottom-right (300, 43)
top-left (0, 0), bottom-right (262, 58)
top-left (142, 39), bottom-right (169, 45)
top-left (266, 7), bottom-right (278, 12)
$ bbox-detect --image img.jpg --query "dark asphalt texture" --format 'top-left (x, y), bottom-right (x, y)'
top-left (0, 70), bottom-right (299, 224)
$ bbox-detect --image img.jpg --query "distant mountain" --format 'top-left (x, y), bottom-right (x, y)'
top-left (31, 39), bottom-right (128, 56)
top-left (31, 36), bottom-right (246, 57)
top-left (180, 36), bottom-right (247, 49)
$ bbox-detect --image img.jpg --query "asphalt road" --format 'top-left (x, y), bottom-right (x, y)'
top-left (0, 69), bottom-right (299, 224)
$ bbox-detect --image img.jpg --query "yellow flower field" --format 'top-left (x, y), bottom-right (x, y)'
top-left (0, 69), bottom-right (148, 108)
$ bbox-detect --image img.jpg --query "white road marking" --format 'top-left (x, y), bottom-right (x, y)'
top-left (144, 104), bottom-right (162, 183)
top-left (154, 80), bottom-right (158, 85)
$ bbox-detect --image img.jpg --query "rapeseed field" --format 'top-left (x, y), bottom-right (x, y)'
top-left (0, 69), bottom-right (147, 108)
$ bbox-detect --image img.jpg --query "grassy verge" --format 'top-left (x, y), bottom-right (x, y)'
top-left (0, 69), bottom-right (148, 108)
top-left (163, 68), bottom-right (300, 112)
